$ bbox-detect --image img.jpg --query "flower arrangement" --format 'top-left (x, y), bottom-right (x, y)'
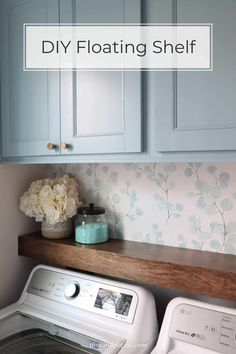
top-left (19, 175), bottom-right (81, 226)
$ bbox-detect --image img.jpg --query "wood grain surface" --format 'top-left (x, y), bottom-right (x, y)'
top-left (18, 232), bottom-right (236, 301)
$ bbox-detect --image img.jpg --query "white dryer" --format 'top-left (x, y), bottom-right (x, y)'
top-left (152, 297), bottom-right (236, 354)
top-left (0, 265), bottom-right (158, 353)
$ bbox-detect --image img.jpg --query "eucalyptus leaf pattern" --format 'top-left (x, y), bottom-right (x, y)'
top-left (185, 163), bottom-right (236, 253)
top-left (49, 163), bottom-right (236, 255)
top-left (126, 163), bottom-right (183, 225)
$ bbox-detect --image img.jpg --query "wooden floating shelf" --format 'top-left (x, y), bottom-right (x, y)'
top-left (18, 232), bottom-right (236, 301)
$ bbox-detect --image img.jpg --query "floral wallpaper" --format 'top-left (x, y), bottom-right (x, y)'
top-left (49, 163), bottom-right (236, 255)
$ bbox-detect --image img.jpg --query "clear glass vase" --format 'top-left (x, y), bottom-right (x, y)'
top-left (41, 218), bottom-right (73, 239)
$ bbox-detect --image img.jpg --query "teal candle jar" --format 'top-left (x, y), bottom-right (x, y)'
top-left (75, 203), bottom-right (108, 244)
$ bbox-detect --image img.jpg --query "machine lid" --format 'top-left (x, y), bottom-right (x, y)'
top-left (0, 312), bottom-right (123, 354)
top-left (0, 328), bottom-right (100, 354)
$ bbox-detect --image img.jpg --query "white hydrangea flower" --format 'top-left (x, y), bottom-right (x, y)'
top-left (19, 175), bottom-right (81, 225)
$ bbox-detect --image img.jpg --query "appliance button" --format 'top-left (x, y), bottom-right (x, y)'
top-left (64, 282), bottom-right (80, 299)
top-left (210, 326), bottom-right (216, 333)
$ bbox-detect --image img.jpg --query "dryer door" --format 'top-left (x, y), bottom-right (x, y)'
top-left (0, 312), bottom-right (123, 354)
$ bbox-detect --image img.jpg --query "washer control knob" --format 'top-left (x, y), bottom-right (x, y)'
top-left (64, 282), bottom-right (80, 299)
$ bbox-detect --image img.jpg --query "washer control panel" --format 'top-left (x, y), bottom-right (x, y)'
top-left (27, 268), bottom-right (138, 323)
top-left (170, 303), bottom-right (236, 353)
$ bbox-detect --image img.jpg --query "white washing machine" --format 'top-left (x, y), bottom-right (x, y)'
top-left (152, 297), bottom-right (236, 354)
top-left (0, 264), bottom-right (158, 353)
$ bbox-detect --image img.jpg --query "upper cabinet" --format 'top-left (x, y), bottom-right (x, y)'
top-left (2, 0), bottom-right (236, 162)
top-left (0, 0), bottom-right (60, 157)
top-left (0, 0), bottom-right (142, 158)
top-left (59, 0), bottom-right (142, 155)
top-left (156, 0), bottom-right (236, 152)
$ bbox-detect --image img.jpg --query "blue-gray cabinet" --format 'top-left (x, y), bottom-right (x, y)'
top-left (0, 0), bottom-right (142, 158)
top-left (0, 0), bottom-right (61, 157)
top-left (60, 0), bottom-right (142, 155)
top-left (156, 0), bottom-right (236, 153)
top-left (2, 0), bottom-right (236, 162)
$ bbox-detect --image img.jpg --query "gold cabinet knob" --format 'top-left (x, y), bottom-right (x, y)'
top-left (47, 143), bottom-right (57, 150)
top-left (61, 143), bottom-right (71, 150)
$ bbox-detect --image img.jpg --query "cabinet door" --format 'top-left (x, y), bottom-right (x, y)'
top-left (60, 0), bottom-right (142, 155)
top-left (156, 0), bottom-right (236, 152)
top-left (0, 0), bottom-right (60, 157)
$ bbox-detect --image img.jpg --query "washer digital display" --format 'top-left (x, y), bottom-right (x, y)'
top-left (94, 288), bottom-right (133, 317)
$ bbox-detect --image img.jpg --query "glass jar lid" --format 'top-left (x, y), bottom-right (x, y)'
top-left (77, 203), bottom-right (105, 215)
